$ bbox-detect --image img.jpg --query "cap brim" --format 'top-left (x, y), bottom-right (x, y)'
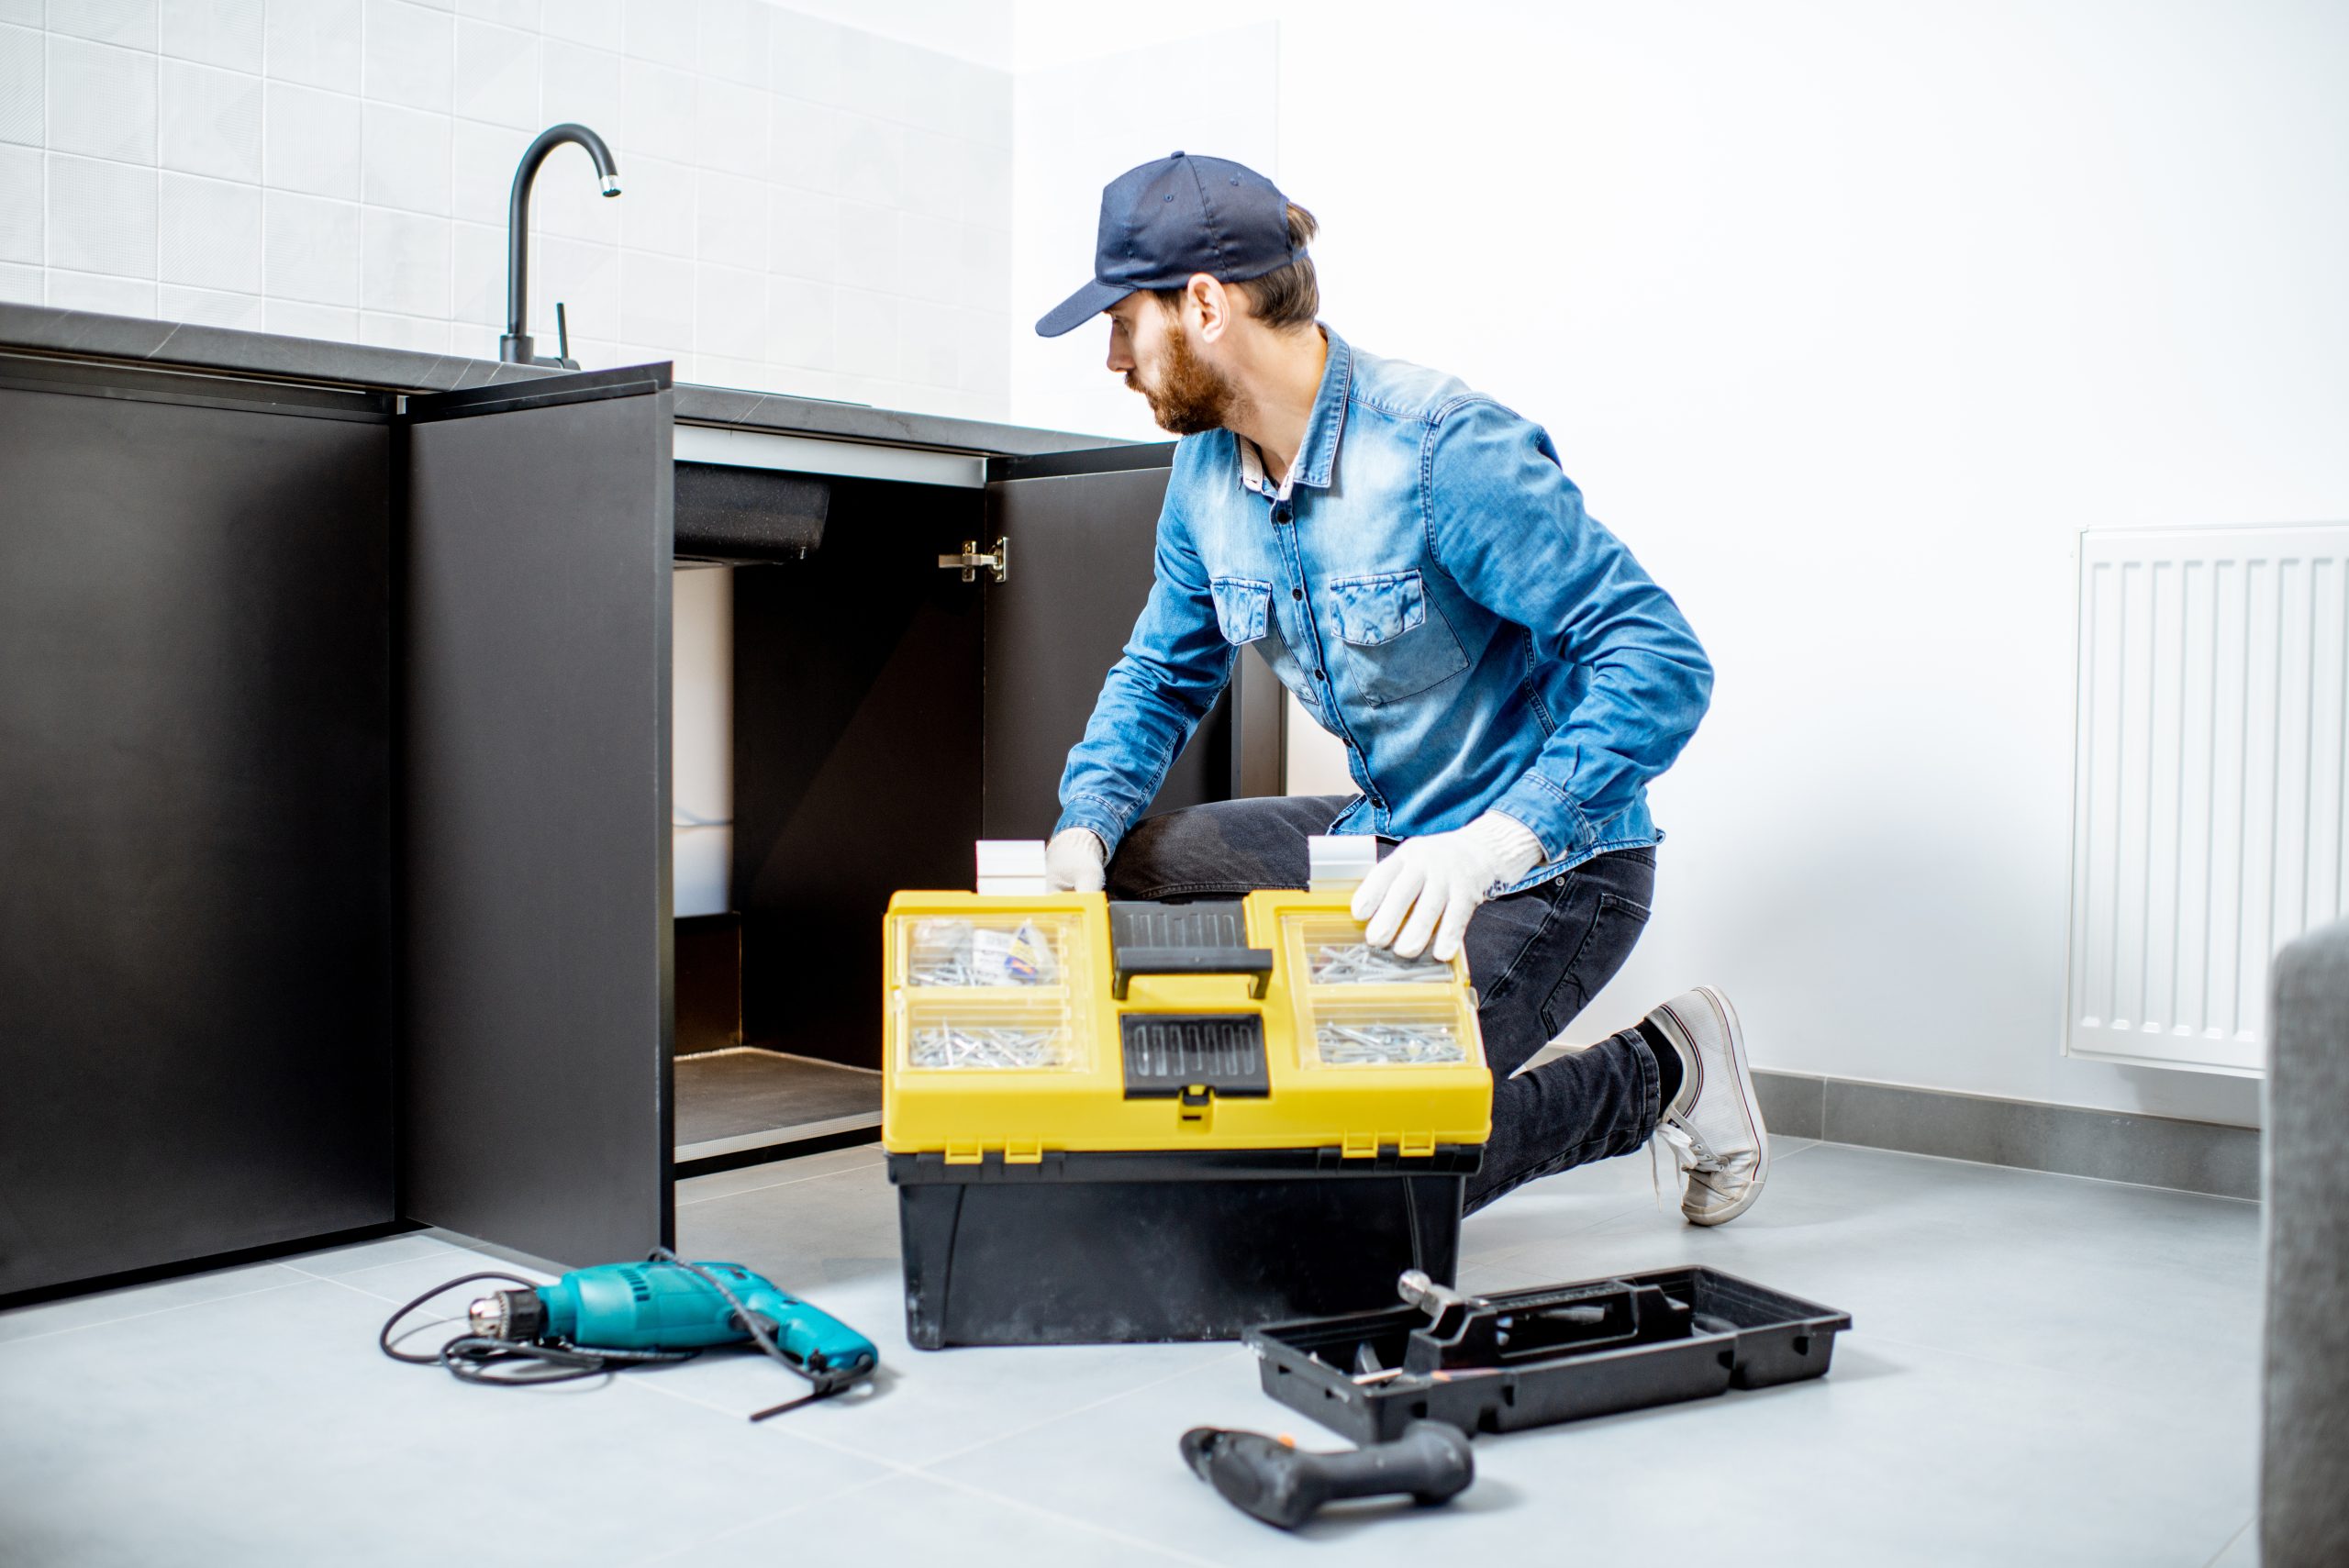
top-left (1034, 277), bottom-right (1131, 338)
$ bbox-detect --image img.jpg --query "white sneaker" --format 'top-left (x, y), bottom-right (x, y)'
top-left (1647, 986), bottom-right (1768, 1226)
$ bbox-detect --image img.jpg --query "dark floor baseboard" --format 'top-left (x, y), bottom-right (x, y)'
top-left (1752, 1070), bottom-right (2260, 1200)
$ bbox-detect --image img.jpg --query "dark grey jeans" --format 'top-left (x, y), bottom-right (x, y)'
top-left (1106, 795), bottom-right (1664, 1212)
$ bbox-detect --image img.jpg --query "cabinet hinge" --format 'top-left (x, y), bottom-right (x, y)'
top-left (938, 536), bottom-right (1008, 584)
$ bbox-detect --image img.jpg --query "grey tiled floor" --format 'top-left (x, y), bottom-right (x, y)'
top-left (0, 1140), bottom-right (2260, 1566)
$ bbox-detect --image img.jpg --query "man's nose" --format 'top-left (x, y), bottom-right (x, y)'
top-left (1105, 329), bottom-right (1131, 373)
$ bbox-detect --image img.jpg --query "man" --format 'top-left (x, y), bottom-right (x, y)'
top-left (1035, 152), bottom-right (1765, 1223)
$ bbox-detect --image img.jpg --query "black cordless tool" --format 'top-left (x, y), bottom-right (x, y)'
top-left (1178, 1419), bottom-right (1475, 1529)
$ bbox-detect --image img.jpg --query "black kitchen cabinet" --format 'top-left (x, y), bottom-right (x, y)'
top-left (0, 358), bottom-right (397, 1297)
top-left (0, 350), bottom-right (1278, 1296)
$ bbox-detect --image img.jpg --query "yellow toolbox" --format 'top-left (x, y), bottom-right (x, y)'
top-left (881, 887), bottom-right (1491, 1347)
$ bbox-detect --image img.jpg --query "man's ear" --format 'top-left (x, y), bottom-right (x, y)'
top-left (1187, 273), bottom-right (1232, 342)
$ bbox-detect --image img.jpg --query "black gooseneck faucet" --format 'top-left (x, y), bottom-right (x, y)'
top-left (500, 123), bottom-right (621, 365)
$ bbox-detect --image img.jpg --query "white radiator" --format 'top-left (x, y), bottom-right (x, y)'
top-left (2066, 523), bottom-right (2349, 1075)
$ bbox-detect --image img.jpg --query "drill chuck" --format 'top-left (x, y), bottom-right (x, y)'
top-left (468, 1288), bottom-right (547, 1341)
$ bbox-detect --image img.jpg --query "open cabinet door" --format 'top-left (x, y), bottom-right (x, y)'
top-left (981, 445), bottom-right (1286, 840)
top-left (399, 367), bottom-right (675, 1267)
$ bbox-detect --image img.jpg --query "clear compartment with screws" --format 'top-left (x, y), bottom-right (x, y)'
top-left (899, 996), bottom-right (1083, 1072)
top-left (1285, 915), bottom-right (1459, 986)
top-left (1305, 995), bottom-right (1470, 1068)
top-left (904, 915), bottom-right (1072, 988)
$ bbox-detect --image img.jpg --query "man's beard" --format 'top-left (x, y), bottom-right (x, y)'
top-left (1127, 328), bottom-right (1240, 435)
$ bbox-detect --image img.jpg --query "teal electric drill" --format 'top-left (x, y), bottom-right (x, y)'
top-left (383, 1250), bottom-right (877, 1420)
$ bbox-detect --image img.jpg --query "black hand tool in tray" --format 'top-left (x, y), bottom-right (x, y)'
top-left (1246, 1265), bottom-right (1853, 1445)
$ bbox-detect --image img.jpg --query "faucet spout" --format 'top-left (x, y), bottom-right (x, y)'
top-left (500, 123), bottom-right (621, 365)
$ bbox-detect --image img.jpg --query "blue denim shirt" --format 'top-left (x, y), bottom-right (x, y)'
top-left (1053, 328), bottom-right (1713, 895)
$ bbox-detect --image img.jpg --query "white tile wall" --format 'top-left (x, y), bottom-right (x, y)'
top-left (48, 35), bottom-right (155, 163)
top-left (361, 99), bottom-right (450, 214)
top-left (262, 81), bottom-right (360, 197)
top-left (50, 1), bottom-right (158, 51)
top-left (50, 150), bottom-right (154, 273)
top-left (262, 0), bottom-right (357, 91)
top-left (158, 168), bottom-right (258, 289)
top-left (160, 278), bottom-right (260, 326)
top-left (363, 0), bottom-right (451, 114)
top-left (263, 188), bottom-right (357, 304)
top-left (1, 25), bottom-right (43, 145)
top-left (6, 1), bottom-right (1014, 419)
top-left (161, 58), bottom-right (262, 181)
top-left (0, 139), bottom-right (39, 261)
top-left (160, 0), bottom-right (262, 73)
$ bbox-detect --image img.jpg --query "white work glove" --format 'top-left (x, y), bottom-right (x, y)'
top-left (1045, 828), bottom-right (1108, 893)
top-left (1351, 811), bottom-right (1545, 962)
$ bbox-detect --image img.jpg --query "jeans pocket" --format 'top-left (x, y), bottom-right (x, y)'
top-left (1538, 890), bottom-right (1653, 1039)
top-left (1324, 569), bottom-right (1469, 705)
top-left (1208, 575), bottom-right (1271, 645)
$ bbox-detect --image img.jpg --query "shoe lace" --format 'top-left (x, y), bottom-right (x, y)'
top-left (1649, 1118), bottom-right (1724, 1208)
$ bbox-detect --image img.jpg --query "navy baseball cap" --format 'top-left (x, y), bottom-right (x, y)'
top-left (1035, 151), bottom-right (1303, 338)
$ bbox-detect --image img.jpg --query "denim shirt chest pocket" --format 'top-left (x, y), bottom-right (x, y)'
top-left (1324, 569), bottom-right (1469, 704)
top-left (1208, 575), bottom-right (1272, 644)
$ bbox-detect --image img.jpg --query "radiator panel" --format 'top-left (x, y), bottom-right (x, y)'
top-left (2066, 524), bottom-right (2349, 1074)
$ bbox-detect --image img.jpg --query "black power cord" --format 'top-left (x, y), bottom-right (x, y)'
top-left (377, 1269), bottom-right (697, 1387)
top-left (375, 1251), bottom-right (872, 1418)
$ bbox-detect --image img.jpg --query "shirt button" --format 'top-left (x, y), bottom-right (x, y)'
top-left (1291, 588), bottom-right (1303, 600)
top-left (1315, 669), bottom-right (1327, 680)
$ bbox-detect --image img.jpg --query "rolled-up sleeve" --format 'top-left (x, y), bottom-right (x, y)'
top-left (1421, 398), bottom-right (1713, 861)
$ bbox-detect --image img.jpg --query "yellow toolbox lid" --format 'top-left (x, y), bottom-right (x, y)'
top-left (880, 888), bottom-right (1491, 1161)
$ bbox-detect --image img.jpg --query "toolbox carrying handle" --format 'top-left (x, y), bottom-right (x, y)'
top-left (1111, 946), bottom-right (1275, 1000)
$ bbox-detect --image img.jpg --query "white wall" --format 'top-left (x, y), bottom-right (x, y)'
top-left (0, 0), bottom-right (1015, 418)
top-left (1010, 0), bottom-right (2349, 1127)
top-left (672, 564), bottom-right (732, 917)
top-left (1007, 21), bottom-right (1275, 441)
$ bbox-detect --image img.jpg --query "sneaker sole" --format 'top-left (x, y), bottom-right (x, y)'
top-left (1659, 984), bottom-right (1769, 1226)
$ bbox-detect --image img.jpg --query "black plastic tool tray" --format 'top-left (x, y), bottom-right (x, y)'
top-left (1246, 1266), bottom-right (1851, 1444)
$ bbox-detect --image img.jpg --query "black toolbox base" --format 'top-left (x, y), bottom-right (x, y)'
top-left (1247, 1265), bottom-right (1853, 1444)
top-left (892, 1156), bottom-right (1468, 1348)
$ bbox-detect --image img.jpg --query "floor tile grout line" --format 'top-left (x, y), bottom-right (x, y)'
top-left (610, 1338), bottom-right (1251, 1481)
top-left (2199, 1516), bottom-right (2254, 1568)
top-left (911, 1467), bottom-right (1227, 1568)
top-left (1859, 1329), bottom-right (2262, 1406)
top-left (0, 1271), bottom-right (316, 1351)
top-left (909, 1349), bottom-right (1253, 1471)
top-left (276, 1243), bottom-right (476, 1284)
top-left (1805, 1139), bottom-right (2261, 1206)
top-left (675, 1158), bottom-right (888, 1207)
top-left (1456, 1140), bottom-right (1822, 1276)
top-left (637, 1470), bottom-right (904, 1564)
top-left (303, 1267), bottom-right (489, 1313)
top-left (1464, 1196), bottom-right (1679, 1273)
top-left (637, 1459), bottom-right (1217, 1568)
top-left (1460, 1139), bottom-right (1827, 1272)
top-left (606, 1371), bottom-right (968, 1480)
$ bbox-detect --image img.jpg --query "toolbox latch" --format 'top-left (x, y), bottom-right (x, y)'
top-left (1341, 1131), bottom-right (1378, 1159)
top-left (1119, 1014), bottom-right (1271, 1100)
top-left (1004, 1138), bottom-right (1042, 1163)
top-left (1399, 1130), bottom-right (1435, 1159)
top-left (944, 1140), bottom-right (985, 1165)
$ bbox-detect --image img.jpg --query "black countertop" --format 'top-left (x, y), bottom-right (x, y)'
top-left (0, 303), bottom-right (1113, 459)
